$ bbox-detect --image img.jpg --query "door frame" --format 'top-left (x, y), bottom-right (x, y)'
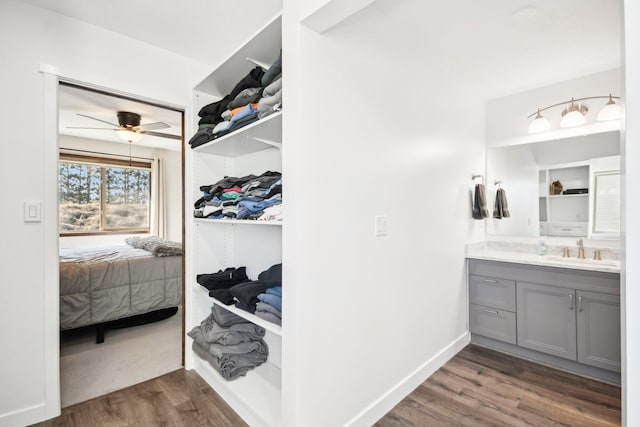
top-left (41, 65), bottom-right (187, 417)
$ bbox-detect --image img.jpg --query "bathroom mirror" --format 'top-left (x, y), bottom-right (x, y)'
top-left (486, 131), bottom-right (620, 239)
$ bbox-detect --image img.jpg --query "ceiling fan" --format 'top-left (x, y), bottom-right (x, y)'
top-left (68, 111), bottom-right (181, 141)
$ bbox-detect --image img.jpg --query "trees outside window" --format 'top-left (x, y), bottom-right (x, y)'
top-left (59, 153), bottom-right (152, 235)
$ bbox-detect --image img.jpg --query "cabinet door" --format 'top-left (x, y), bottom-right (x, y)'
top-left (577, 291), bottom-right (621, 372)
top-left (517, 282), bottom-right (577, 360)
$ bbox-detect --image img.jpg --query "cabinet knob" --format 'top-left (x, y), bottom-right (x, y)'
top-left (578, 295), bottom-right (583, 312)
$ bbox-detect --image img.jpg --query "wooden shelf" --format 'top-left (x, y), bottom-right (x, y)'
top-left (195, 285), bottom-right (282, 336)
top-left (194, 217), bottom-right (282, 226)
top-left (193, 111), bottom-right (282, 157)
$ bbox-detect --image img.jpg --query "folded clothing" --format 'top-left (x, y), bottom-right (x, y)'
top-left (200, 312), bottom-right (265, 345)
top-left (189, 327), bottom-right (268, 381)
top-left (261, 50), bottom-right (282, 87)
top-left (266, 286), bottom-right (282, 297)
top-left (257, 293), bottom-right (282, 311)
top-left (210, 289), bottom-right (235, 305)
top-left (258, 263), bottom-right (282, 287)
top-left (254, 311), bottom-right (281, 326)
top-left (211, 304), bottom-right (248, 327)
top-left (197, 267), bottom-right (248, 290)
top-left (227, 87), bottom-right (263, 110)
top-left (256, 301), bottom-right (281, 318)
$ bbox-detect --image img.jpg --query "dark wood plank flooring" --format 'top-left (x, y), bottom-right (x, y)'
top-left (376, 344), bottom-right (621, 427)
top-left (31, 344), bottom-right (621, 426)
top-left (30, 369), bottom-right (247, 427)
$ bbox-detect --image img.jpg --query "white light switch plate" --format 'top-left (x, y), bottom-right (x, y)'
top-left (375, 215), bottom-right (388, 236)
top-left (24, 201), bottom-right (42, 222)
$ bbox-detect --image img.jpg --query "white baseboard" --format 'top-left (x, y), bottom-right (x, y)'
top-left (344, 331), bottom-right (471, 427)
top-left (0, 402), bottom-right (51, 427)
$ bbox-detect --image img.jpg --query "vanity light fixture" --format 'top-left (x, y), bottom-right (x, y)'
top-left (527, 94), bottom-right (621, 133)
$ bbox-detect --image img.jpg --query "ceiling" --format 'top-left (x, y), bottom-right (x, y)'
top-left (59, 84), bottom-right (183, 151)
top-left (26, 0), bottom-right (622, 145)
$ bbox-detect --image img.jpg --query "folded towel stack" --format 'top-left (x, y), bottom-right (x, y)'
top-left (188, 304), bottom-right (268, 381)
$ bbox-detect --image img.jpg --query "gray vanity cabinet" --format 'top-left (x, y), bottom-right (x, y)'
top-left (576, 290), bottom-right (621, 372)
top-left (468, 259), bottom-right (621, 384)
top-left (516, 282), bottom-right (577, 360)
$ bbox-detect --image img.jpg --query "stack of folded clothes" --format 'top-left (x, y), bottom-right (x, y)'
top-left (189, 50), bottom-right (282, 149)
top-left (197, 266), bottom-right (249, 305)
top-left (198, 263), bottom-right (283, 326)
top-left (188, 304), bottom-right (268, 380)
top-left (256, 286), bottom-right (282, 325)
top-left (194, 171), bottom-right (282, 221)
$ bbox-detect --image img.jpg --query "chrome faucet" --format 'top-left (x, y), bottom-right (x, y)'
top-left (577, 239), bottom-right (585, 259)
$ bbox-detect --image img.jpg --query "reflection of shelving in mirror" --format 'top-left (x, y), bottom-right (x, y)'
top-left (539, 162), bottom-right (590, 237)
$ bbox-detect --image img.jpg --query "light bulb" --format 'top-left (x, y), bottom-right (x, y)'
top-left (597, 96), bottom-right (621, 121)
top-left (115, 129), bottom-right (144, 142)
top-left (528, 112), bottom-right (551, 133)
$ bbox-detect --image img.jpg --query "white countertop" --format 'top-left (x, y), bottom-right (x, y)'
top-left (466, 241), bottom-right (621, 274)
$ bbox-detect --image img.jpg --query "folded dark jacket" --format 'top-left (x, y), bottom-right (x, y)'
top-left (209, 289), bottom-right (235, 305)
top-left (234, 300), bottom-right (257, 314)
top-left (230, 280), bottom-right (273, 307)
top-left (258, 263), bottom-right (282, 287)
top-left (228, 67), bottom-right (265, 102)
top-left (198, 94), bottom-right (231, 118)
top-left (188, 127), bottom-right (215, 147)
top-left (200, 175), bottom-right (258, 196)
top-left (197, 267), bottom-right (248, 290)
top-left (211, 304), bottom-right (249, 327)
top-left (198, 114), bottom-right (225, 126)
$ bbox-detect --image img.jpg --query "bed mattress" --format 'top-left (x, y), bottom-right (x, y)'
top-left (59, 245), bottom-right (182, 330)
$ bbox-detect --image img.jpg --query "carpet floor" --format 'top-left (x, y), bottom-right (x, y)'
top-left (60, 306), bottom-right (183, 407)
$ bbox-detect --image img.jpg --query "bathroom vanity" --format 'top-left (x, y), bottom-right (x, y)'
top-left (466, 243), bottom-right (621, 384)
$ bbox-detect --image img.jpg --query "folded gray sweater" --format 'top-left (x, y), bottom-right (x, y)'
top-left (200, 312), bottom-right (265, 345)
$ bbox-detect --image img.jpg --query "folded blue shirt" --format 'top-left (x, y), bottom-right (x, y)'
top-left (266, 286), bottom-right (282, 297)
top-left (257, 292), bottom-right (282, 311)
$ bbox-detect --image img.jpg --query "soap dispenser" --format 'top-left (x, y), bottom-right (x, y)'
top-left (538, 239), bottom-right (547, 256)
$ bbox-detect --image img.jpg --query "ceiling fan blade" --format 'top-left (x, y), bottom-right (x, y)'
top-left (66, 126), bottom-right (115, 130)
top-left (77, 113), bottom-right (119, 127)
top-left (141, 121), bottom-right (170, 131)
top-left (140, 130), bottom-right (182, 140)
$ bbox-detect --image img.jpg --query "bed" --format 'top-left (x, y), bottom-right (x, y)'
top-left (59, 239), bottom-right (182, 342)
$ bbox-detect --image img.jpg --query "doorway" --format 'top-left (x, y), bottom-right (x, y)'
top-left (54, 80), bottom-right (186, 407)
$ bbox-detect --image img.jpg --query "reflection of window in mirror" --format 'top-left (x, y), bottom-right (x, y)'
top-left (593, 171), bottom-right (620, 235)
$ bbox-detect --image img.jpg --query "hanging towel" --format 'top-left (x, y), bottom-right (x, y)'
top-left (493, 188), bottom-right (511, 219)
top-left (472, 184), bottom-right (489, 219)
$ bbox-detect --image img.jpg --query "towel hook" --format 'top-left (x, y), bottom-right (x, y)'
top-left (471, 173), bottom-right (484, 184)
top-left (494, 179), bottom-right (502, 189)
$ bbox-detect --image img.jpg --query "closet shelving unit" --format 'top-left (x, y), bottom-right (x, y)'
top-left (187, 12), bottom-right (283, 427)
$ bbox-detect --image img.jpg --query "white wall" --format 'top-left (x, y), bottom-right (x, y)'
top-left (486, 68), bottom-right (622, 147)
top-left (283, 1), bottom-right (484, 425)
top-left (58, 135), bottom-right (183, 246)
top-left (623, 1), bottom-right (639, 425)
top-left (0, 2), bottom-right (207, 425)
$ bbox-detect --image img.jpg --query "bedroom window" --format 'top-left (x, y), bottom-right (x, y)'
top-left (59, 153), bottom-right (152, 235)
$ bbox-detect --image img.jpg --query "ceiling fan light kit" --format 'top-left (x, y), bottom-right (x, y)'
top-left (69, 110), bottom-right (180, 142)
top-left (527, 94), bottom-right (621, 133)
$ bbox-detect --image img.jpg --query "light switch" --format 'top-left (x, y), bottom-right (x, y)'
top-left (375, 215), bottom-right (388, 236)
top-left (24, 201), bottom-right (41, 222)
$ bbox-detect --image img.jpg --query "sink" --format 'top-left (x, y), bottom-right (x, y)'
top-left (544, 255), bottom-right (619, 268)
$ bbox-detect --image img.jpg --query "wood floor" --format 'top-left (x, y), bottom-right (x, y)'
top-left (30, 369), bottom-right (247, 427)
top-left (32, 344), bottom-right (620, 427)
top-left (376, 345), bottom-right (621, 427)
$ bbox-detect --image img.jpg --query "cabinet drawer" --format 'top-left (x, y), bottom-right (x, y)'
top-left (469, 275), bottom-right (516, 311)
top-left (548, 222), bottom-right (588, 237)
top-left (469, 304), bottom-right (516, 344)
